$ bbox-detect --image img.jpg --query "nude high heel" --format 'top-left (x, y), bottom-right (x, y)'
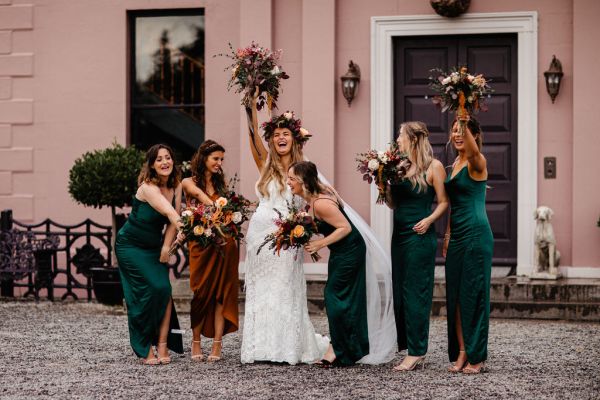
top-left (393, 356), bottom-right (426, 372)
top-left (207, 340), bottom-right (222, 362)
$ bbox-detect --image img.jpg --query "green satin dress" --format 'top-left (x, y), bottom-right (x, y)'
top-left (115, 196), bottom-right (184, 358)
top-left (444, 167), bottom-right (493, 365)
top-left (390, 178), bottom-right (436, 356)
top-left (315, 199), bottom-right (369, 366)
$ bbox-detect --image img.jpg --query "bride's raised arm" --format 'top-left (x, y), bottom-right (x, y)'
top-left (244, 88), bottom-right (268, 171)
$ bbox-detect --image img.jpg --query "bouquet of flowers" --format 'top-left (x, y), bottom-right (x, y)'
top-left (429, 66), bottom-right (493, 134)
top-left (170, 176), bottom-right (254, 253)
top-left (256, 200), bottom-right (321, 262)
top-left (356, 142), bottom-right (411, 204)
top-left (216, 42), bottom-right (289, 111)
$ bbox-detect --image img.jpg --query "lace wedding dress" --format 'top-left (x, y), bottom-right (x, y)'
top-left (241, 180), bottom-right (329, 364)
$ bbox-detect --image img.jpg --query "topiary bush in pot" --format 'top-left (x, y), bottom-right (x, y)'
top-left (68, 141), bottom-right (144, 304)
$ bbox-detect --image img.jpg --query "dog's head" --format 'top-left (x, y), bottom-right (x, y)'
top-left (534, 206), bottom-right (554, 222)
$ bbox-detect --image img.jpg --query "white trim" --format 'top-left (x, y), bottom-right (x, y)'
top-left (238, 261), bottom-right (327, 276)
top-left (558, 266), bottom-right (600, 279)
top-left (370, 12), bottom-right (538, 276)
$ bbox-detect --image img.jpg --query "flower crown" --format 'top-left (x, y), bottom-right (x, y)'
top-left (261, 111), bottom-right (312, 147)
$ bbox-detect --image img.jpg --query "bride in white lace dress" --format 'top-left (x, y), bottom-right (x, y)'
top-left (240, 100), bottom-right (328, 364)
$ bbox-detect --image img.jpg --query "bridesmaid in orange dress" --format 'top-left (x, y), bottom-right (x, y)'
top-left (181, 140), bottom-right (239, 362)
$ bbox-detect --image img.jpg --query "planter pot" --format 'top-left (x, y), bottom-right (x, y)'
top-left (91, 267), bottom-right (124, 306)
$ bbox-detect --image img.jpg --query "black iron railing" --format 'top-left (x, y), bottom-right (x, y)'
top-left (0, 209), bottom-right (189, 301)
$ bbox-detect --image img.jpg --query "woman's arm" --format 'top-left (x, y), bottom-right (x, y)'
top-left (139, 183), bottom-right (181, 227)
top-left (182, 177), bottom-right (214, 206)
top-left (443, 214), bottom-right (451, 258)
top-left (245, 88), bottom-right (268, 170)
top-left (304, 199), bottom-right (352, 254)
top-left (460, 118), bottom-right (487, 178)
top-left (413, 160), bottom-right (448, 234)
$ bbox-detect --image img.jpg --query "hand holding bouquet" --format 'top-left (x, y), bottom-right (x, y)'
top-left (216, 42), bottom-right (289, 111)
top-left (356, 142), bottom-right (412, 204)
top-left (169, 176), bottom-right (254, 254)
top-left (429, 66), bottom-right (493, 134)
top-left (257, 200), bottom-right (321, 262)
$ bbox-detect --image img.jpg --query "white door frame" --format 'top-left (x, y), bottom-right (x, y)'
top-left (370, 12), bottom-right (538, 276)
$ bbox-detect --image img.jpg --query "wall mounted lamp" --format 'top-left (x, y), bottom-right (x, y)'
top-left (544, 55), bottom-right (563, 104)
top-left (341, 60), bottom-right (361, 107)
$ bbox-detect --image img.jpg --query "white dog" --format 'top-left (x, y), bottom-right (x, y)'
top-left (533, 206), bottom-right (560, 276)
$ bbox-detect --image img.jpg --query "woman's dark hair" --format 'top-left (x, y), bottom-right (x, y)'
top-left (452, 116), bottom-right (483, 149)
top-left (190, 140), bottom-right (226, 195)
top-left (138, 144), bottom-right (181, 188)
top-left (289, 161), bottom-right (322, 196)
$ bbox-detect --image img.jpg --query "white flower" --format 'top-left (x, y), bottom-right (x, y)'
top-left (271, 65), bottom-right (280, 75)
top-left (298, 211), bottom-right (309, 218)
top-left (442, 76), bottom-right (451, 85)
top-left (204, 228), bottom-right (212, 237)
top-left (377, 151), bottom-right (389, 164)
top-left (468, 96), bottom-right (473, 103)
top-left (368, 159), bottom-right (380, 172)
top-left (283, 111), bottom-right (293, 120)
top-left (299, 127), bottom-right (310, 137)
top-left (182, 210), bottom-right (193, 217)
top-left (232, 212), bottom-right (243, 224)
top-left (215, 197), bottom-right (228, 208)
top-left (452, 74), bottom-right (459, 84)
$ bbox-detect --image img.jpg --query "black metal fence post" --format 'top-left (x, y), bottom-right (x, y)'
top-left (1, 209), bottom-right (15, 297)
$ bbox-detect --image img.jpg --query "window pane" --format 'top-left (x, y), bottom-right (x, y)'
top-left (131, 11), bottom-right (204, 161)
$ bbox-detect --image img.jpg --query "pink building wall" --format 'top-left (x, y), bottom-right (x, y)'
top-left (0, 0), bottom-right (598, 271)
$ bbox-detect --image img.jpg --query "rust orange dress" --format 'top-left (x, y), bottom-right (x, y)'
top-left (188, 194), bottom-right (239, 337)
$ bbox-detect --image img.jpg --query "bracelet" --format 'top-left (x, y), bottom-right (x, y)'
top-left (444, 234), bottom-right (451, 239)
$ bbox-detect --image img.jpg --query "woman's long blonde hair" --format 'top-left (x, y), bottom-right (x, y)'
top-left (257, 133), bottom-right (304, 197)
top-left (399, 121), bottom-right (433, 192)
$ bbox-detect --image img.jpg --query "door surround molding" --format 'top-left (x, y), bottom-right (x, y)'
top-left (370, 12), bottom-right (538, 275)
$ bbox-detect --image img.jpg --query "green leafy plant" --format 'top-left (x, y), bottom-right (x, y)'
top-left (68, 141), bottom-right (144, 239)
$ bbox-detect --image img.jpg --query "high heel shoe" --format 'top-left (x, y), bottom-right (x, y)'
top-left (191, 340), bottom-right (204, 362)
top-left (448, 350), bottom-right (467, 373)
top-left (141, 346), bottom-right (160, 365)
top-left (318, 358), bottom-right (341, 368)
top-left (462, 361), bottom-right (487, 374)
top-left (393, 356), bottom-right (426, 372)
top-left (141, 357), bottom-right (160, 366)
top-left (157, 342), bottom-right (171, 365)
top-left (207, 340), bottom-right (222, 362)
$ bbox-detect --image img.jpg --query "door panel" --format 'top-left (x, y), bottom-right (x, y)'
top-left (393, 34), bottom-right (518, 266)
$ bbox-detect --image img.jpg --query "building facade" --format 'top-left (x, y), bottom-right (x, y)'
top-left (0, 0), bottom-right (598, 277)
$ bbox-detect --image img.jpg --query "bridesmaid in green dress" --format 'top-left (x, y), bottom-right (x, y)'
top-left (385, 121), bottom-right (448, 372)
top-left (287, 161), bottom-right (369, 366)
top-left (443, 117), bottom-right (493, 374)
top-left (116, 144), bottom-right (184, 365)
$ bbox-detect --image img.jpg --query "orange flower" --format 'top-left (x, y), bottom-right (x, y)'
top-left (291, 225), bottom-right (305, 238)
top-left (193, 225), bottom-right (204, 236)
top-left (222, 212), bottom-right (233, 225)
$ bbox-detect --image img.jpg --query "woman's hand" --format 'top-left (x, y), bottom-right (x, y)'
top-left (442, 234), bottom-right (450, 258)
top-left (413, 217), bottom-right (433, 235)
top-left (159, 246), bottom-right (171, 264)
top-left (305, 239), bottom-right (325, 255)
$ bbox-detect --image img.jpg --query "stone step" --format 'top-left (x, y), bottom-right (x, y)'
top-left (434, 277), bottom-right (600, 303)
top-left (172, 275), bottom-right (600, 321)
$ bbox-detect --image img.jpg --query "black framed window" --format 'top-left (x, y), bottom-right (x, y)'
top-left (129, 9), bottom-right (204, 161)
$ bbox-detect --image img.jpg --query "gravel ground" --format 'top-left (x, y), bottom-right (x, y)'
top-left (0, 300), bottom-right (598, 400)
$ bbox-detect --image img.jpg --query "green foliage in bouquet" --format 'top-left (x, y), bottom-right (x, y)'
top-left (68, 141), bottom-right (144, 212)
